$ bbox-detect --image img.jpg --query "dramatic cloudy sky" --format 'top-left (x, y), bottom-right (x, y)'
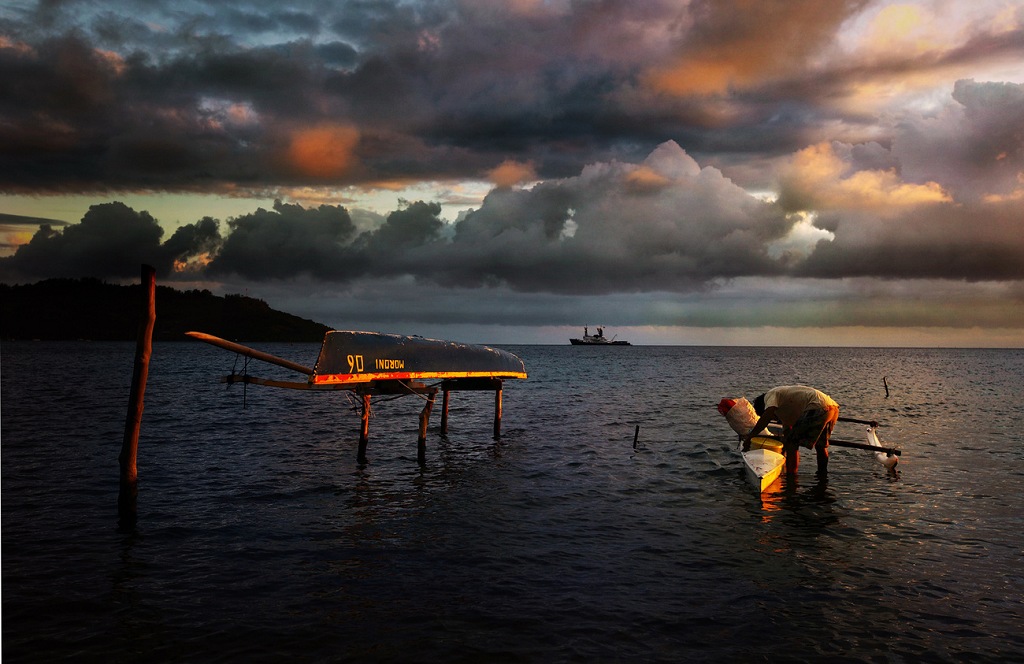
top-left (2, 0), bottom-right (1023, 345)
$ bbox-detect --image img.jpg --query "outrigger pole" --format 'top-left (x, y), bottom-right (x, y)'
top-left (756, 433), bottom-right (901, 457)
top-left (185, 331), bottom-right (313, 375)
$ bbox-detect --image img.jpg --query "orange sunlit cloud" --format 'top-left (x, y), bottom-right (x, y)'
top-left (363, 179), bottom-right (415, 192)
top-left (287, 124), bottom-right (360, 179)
top-left (487, 159), bottom-right (537, 188)
top-left (625, 166), bottom-right (672, 193)
top-left (95, 48), bottom-right (127, 76)
top-left (643, 2), bottom-right (858, 97)
top-left (646, 58), bottom-right (747, 96)
top-left (861, 5), bottom-right (942, 56)
top-left (983, 173), bottom-right (1024, 203)
top-left (784, 142), bottom-right (951, 211)
top-left (836, 34), bottom-right (948, 114)
top-left (0, 35), bottom-right (34, 56)
top-left (0, 228), bottom-right (36, 256)
top-left (833, 3), bottom-right (1024, 114)
top-left (172, 252), bottom-right (214, 273)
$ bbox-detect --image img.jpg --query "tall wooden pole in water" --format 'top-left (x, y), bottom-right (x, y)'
top-left (119, 264), bottom-right (156, 531)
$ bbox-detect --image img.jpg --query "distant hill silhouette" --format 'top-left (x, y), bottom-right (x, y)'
top-left (1, 278), bottom-right (332, 341)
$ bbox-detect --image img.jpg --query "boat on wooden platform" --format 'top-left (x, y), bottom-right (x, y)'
top-left (186, 330), bottom-right (527, 464)
top-left (569, 326), bottom-right (630, 346)
top-left (186, 330), bottom-right (526, 390)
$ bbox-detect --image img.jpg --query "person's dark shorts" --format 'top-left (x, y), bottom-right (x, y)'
top-left (788, 405), bottom-right (838, 449)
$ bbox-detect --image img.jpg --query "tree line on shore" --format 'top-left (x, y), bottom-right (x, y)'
top-left (1, 278), bottom-right (331, 342)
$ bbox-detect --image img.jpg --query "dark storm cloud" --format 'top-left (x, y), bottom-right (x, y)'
top-left (0, 141), bottom-right (792, 290)
top-left (0, 201), bottom-right (220, 280)
top-left (315, 41), bottom-right (358, 68)
top-left (795, 203), bottom-right (1024, 281)
top-left (2, 0), bottom-right (1022, 191)
top-left (361, 201), bottom-right (443, 254)
top-left (208, 199), bottom-right (447, 282)
top-left (0, 25), bottom-right (346, 189)
top-left (208, 200), bottom-right (359, 280)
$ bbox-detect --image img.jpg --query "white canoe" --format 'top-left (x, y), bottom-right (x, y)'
top-left (742, 435), bottom-right (786, 492)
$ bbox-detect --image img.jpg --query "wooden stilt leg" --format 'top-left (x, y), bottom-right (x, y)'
top-left (440, 388), bottom-right (450, 435)
top-left (493, 383), bottom-right (503, 440)
top-left (418, 391), bottom-right (436, 465)
top-left (358, 394), bottom-right (371, 464)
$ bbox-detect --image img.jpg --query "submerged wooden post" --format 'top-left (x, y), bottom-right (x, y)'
top-left (357, 394), bottom-right (371, 464)
top-left (417, 390), bottom-right (436, 465)
top-left (118, 264), bottom-right (156, 531)
top-left (493, 381), bottom-right (503, 440)
top-left (440, 388), bottom-right (450, 435)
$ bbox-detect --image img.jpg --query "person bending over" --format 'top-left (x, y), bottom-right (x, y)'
top-left (745, 385), bottom-right (839, 478)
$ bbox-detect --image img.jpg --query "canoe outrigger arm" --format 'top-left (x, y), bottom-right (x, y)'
top-left (185, 331), bottom-right (315, 377)
top-left (186, 330), bottom-right (527, 464)
top-left (754, 432), bottom-right (901, 457)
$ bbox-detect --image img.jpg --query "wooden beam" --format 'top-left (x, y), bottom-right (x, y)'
top-left (493, 382), bottom-right (503, 439)
top-left (440, 388), bottom-right (450, 435)
top-left (417, 390), bottom-right (437, 465)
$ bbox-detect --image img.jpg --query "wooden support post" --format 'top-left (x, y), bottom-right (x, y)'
top-left (118, 264), bottom-right (156, 532)
top-left (357, 394), bottom-right (371, 464)
top-left (417, 390), bottom-right (436, 465)
top-left (493, 381), bottom-right (503, 440)
top-left (440, 388), bottom-right (450, 435)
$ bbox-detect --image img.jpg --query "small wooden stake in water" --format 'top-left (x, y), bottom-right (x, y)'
top-left (118, 264), bottom-right (156, 532)
top-left (633, 425), bottom-right (640, 450)
top-left (358, 394), bottom-right (371, 464)
top-left (883, 376), bottom-right (890, 398)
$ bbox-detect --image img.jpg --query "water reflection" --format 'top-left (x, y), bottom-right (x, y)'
top-left (757, 481), bottom-right (786, 521)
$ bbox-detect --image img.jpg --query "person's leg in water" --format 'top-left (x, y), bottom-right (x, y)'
top-left (784, 436), bottom-right (800, 475)
top-left (815, 407), bottom-right (838, 479)
top-left (815, 439), bottom-right (829, 479)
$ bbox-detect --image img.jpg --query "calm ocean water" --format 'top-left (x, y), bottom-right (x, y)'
top-left (3, 342), bottom-right (1023, 662)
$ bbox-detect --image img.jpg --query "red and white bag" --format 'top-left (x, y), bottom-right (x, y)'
top-left (717, 397), bottom-right (760, 436)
